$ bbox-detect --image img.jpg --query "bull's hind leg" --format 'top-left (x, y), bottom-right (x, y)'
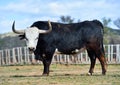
top-left (87, 50), bottom-right (96, 75)
top-left (97, 52), bottom-right (107, 75)
top-left (95, 48), bottom-right (107, 75)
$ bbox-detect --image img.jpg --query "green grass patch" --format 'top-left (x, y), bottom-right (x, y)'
top-left (0, 64), bottom-right (120, 85)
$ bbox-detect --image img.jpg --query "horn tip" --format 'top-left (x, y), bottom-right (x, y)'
top-left (48, 20), bottom-right (50, 21)
top-left (13, 21), bottom-right (15, 24)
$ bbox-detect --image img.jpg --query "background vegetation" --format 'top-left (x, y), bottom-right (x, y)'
top-left (0, 16), bottom-right (120, 50)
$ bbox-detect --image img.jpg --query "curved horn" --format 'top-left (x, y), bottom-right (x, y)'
top-left (12, 21), bottom-right (24, 34)
top-left (38, 20), bottom-right (52, 34)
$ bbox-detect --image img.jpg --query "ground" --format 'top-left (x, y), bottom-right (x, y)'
top-left (0, 64), bottom-right (120, 85)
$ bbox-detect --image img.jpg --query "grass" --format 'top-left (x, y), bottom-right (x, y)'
top-left (0, 64), bottom-right (120, 85)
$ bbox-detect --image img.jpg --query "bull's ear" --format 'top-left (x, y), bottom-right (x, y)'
top-left (18, 34), bottom-right (25, 40)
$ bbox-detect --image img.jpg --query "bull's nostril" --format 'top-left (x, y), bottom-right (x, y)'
top-left (33, 48), bottom-right (35, 50)
top-left (28, 47), bottom-right (35, 51)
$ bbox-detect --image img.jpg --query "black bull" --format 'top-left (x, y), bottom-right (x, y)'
top-left (18, 20), bottom-right (107, 75)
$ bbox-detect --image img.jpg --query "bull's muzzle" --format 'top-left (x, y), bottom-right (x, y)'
top-left (28, 47), bottom-right (35, 53)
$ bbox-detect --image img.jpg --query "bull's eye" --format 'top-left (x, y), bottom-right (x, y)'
top-left (35, 37), bottom-right (39, 40)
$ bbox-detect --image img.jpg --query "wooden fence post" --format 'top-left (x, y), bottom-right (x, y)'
top-left (31, 53), bottom-right (35, 63)
top-left (80, 52), bottom-right (83, 63)
top-left (16, 47), bottom-right (19, 64)
top-left (59, 55), bottom-right (62, 63)
top-left (5, 49), bottom-right (11, 65)
top-left (1, 50), bottom-right (5, 65)
top-left (0, 51), bottom-right (1, 66)
top-left (27, 48), bottom-right (30, 64)
top-left (111, 45), bottom-right (113, 63)
top-left (24, 47), bottom-right (27, 64)
top-left (116, 44), bottom-right (120, 63)
top-left (19, 47), bottom-right (23, 64)
top-left (107, 45), bottom-right (111, 63)
top-left (12, 48), bottom-right (17, 64)
top-left (7, 49), bottom-right (11, 65)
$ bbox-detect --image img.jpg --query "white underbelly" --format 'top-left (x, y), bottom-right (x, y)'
top-left (54, 47), bottom-right (86, 55)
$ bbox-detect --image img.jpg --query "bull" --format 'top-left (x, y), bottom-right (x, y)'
top-left (12, 20), bottom-right (107, 76)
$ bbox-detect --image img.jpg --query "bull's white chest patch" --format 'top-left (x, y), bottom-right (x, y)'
top-left (54, 47), bottom-right (86, 55)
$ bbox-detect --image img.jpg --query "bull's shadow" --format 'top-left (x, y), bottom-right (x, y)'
top-left (10, 71), bottom-right (120, 77)
top-left (10, 73), bottom-right (116, 78)
top-left (10, 75), bottom-right (43, 77)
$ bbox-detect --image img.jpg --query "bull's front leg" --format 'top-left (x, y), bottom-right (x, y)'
top-left (42, 52), bottom-right (54, 76)
top-left (42, 59), bottom-right (52, 76)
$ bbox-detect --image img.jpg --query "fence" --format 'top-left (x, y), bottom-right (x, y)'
top-left (0, 44), bottom-right (120, 66)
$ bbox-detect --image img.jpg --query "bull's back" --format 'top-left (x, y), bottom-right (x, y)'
top-left (38, 20), bottom-right (104, 53)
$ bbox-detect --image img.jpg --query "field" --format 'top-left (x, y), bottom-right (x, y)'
top-left (0, 64), bottom-right (120, 85)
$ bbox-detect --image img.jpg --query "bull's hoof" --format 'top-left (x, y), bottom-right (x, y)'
top-left (102, 72), bottom-right (106, 75)
top-left (42, 73), bottom-right (49, 76)
top-left (87, 72), bottom-right (92, 76)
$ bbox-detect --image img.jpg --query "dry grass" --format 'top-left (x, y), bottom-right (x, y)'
top-left (0, 64), bottom-right (120, 85)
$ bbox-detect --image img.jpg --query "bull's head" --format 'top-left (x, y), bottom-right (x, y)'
top-left (12, 20), bottom-right (52, 53)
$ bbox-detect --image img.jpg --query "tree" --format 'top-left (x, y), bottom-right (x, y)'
top-left (102, 17), bottom-right (111, 27)
top-left (58, 15), bottom-right (74, 23)
top-left (114, 18), bottom-right (120, 29)
top-left (102, 17), bottom-right (112, 36)
top-left (101, 17), bottom-right (114, 44)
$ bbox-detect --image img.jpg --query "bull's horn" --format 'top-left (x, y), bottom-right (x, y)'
top-left (12, 21), bottom-right (24, 34)
top-left (38, 20), bottom-right (52, 34)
